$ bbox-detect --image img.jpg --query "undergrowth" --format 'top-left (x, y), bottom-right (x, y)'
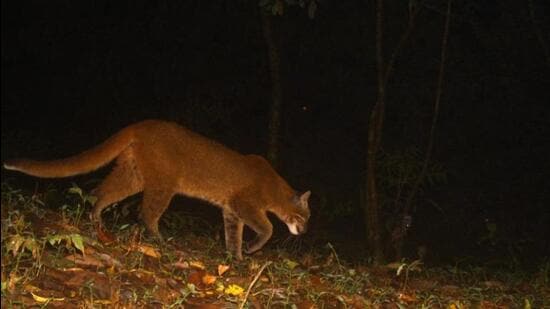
top-left (1, 182), bottom-right (547, 308)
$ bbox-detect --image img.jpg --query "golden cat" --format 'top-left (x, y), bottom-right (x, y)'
top-left (3, 120), bottom-right (311, 260)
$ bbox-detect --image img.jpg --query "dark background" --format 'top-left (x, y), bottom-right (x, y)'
top-left (2, 0), bottom-right (549, 267)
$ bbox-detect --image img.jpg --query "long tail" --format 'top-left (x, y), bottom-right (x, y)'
top-left (3, 128), bottom-right (134, 178)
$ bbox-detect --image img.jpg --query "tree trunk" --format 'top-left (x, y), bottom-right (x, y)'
top-left (364, 0), bottom-right (386, 264)
top-left (397, 0), bottom-right (452, 259)
top-left (261, 11), bottom-right (283, 168)
top-left (365, 101), bottom-right (384, 263)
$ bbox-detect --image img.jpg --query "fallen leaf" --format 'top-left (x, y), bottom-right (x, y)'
top-left (224, 284), bottom-right (244, 297)
top-left (448, 301), bottom-right (465, 309)
top-left (202, 274), bottom-right (217, 285)
top-left (284, 258), bottom-right (299, 270)
top-left (398, 292), bottom-right (417, 303)
top-left (173, 259), bottom-right (190, 270)
top-left (188, 270), bottom-right (206, 288)
top-left (135, 244), bottom-right (161, 258)
top-left (98, 253), bottom-right (122, 269)
top-left (190, 261), bottom-right (206, 270)
top-left (217, 264), bottom-right (230, 276)
top-left (23, 284), bottom-right (40, 293)
top-left (31, 292), bottom-right (64, 303)
top-left (93, 299), bottom-right (112, 305)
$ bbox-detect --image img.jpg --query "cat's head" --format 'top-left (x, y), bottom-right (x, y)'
top-left (284, 191), bottom-right (311, 235)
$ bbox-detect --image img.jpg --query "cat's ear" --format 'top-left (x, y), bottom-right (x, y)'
top-left (299, 190), bottom-right (311, 207)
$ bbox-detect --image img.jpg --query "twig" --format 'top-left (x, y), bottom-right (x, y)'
top-left (239, 261), bottom-right (272, 309)
top-left (403, 0), bottom-right (452, 214)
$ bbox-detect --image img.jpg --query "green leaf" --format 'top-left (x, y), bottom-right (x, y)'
top-left (283, 258), bottom-right (299, 270)
top-left (68, 186), bottom-right (83, 197)
top-left (70, 234), bottom-right (85, 255)
top-left (48, 235), bottom-right (63, 246)
top-left (86, 195), bottom-right (98, 206)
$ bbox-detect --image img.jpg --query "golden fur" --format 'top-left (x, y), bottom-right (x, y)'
top-left (4, 120), bottom-right (311, 259)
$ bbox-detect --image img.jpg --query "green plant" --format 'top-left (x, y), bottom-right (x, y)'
top-left (45, 233), bottom-right (86, 256)
top-left (319, 243), bottom-right (371, 295)
top-left (62, 184), bottom-right (97, 227)
top-left (2, 221), bottom-right (45, 285)
top-left (1, 187), bottom-right (48, 288)
top-left (395, 259), bottom-right (423, 291)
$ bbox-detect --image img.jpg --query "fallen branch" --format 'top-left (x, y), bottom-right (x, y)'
top-left (239, 261), bottom-right (272, 309)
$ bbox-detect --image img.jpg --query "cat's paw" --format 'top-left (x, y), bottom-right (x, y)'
top-left (244, 242), bottom-right (257, 254)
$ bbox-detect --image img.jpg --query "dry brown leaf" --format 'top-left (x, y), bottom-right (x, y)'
top-left (190, 261), bottom-right (206, 270)
top-left (135, 244), bottom-right (161, 258)
top-left (23, 284), bottom-right (40, 293)
top-left (31, 291), bottom-right (64, 303)
top-left (172, 258), bottom-right (190, 270)
top-left (97, 253), bottom-right (122, 268)
top-left (217, 264), bottom-right (230, 276)
top-left (188, 270), bottom-right (206, 288)
top-left (397, 292), bottom-right (418, 303)
top-left (202, 274), bottom-right (217, 286)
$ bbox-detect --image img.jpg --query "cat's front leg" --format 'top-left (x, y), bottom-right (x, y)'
top-left (222, 210), bottom-right (244, 260)
top-left (243, 213), bottom-right (273, 254)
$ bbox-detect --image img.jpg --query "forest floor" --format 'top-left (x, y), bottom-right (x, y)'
top-left (1, 183), bottom-right (548, 308)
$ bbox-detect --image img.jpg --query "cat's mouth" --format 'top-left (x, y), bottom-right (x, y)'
top-left (286, 222), bottom-right (306, 235)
